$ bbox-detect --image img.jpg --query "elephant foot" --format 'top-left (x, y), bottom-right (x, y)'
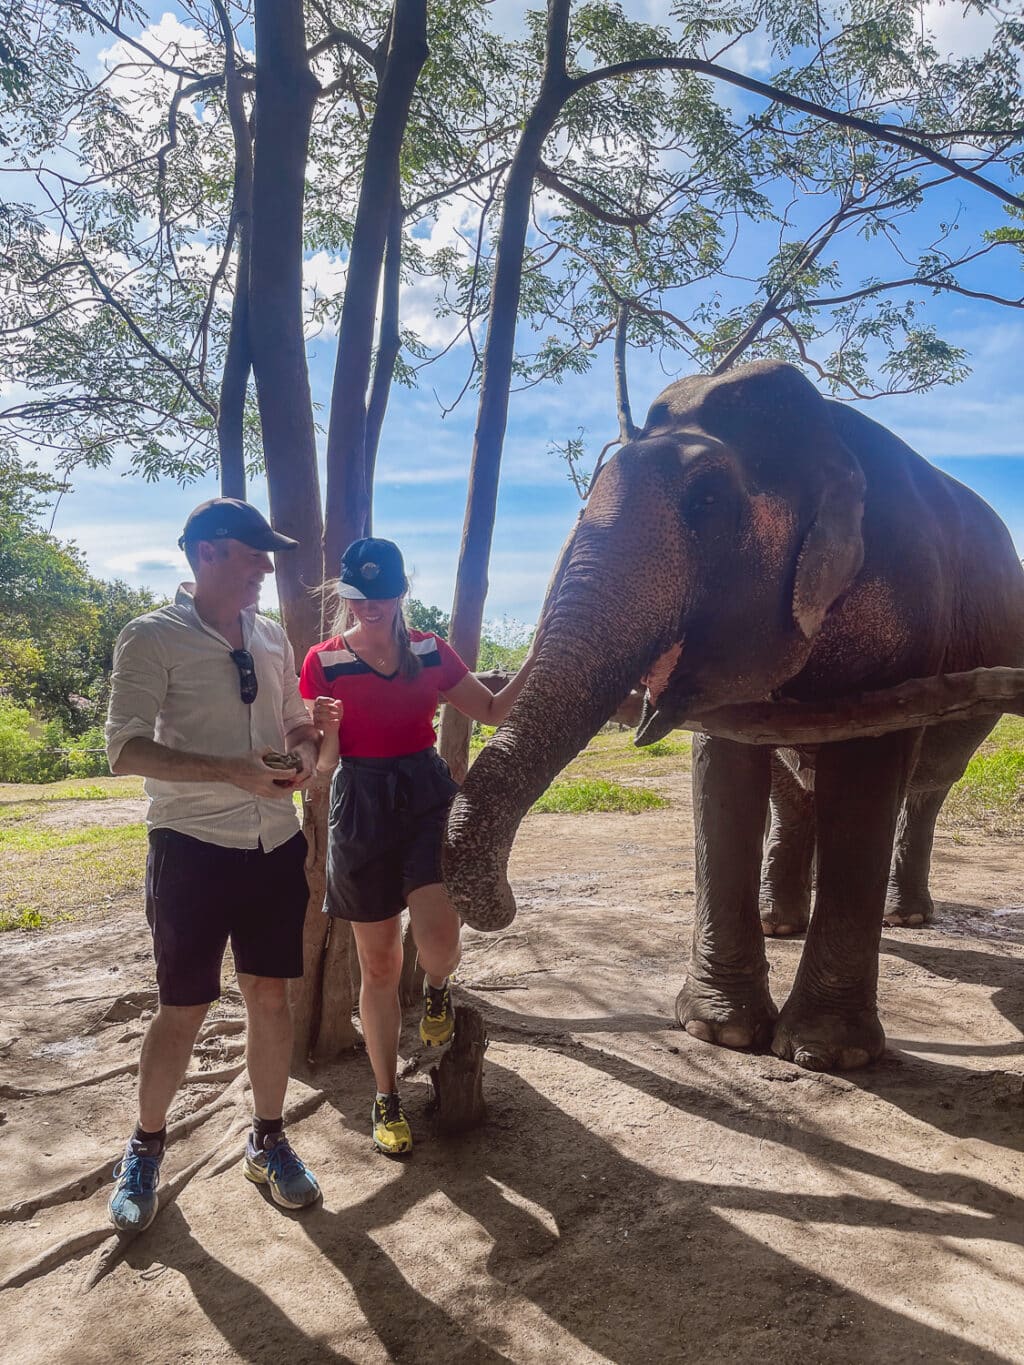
top-left (675, 973), bottom-right (778, 1051)
top-left (771, 997), bottom-right (884, 1072)
top-left (883, 886), bottom-right (934, 929)
top-left (759, 900), bottom-right (810, 938)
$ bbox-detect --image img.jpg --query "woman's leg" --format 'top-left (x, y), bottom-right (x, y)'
top-left (350, 917), bottom-right (404, 1093)
top-left (407, 883), bottom-right (462, 986)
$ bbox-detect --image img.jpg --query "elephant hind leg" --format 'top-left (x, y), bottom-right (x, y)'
top-left (885, 716), bottom-right (998, 927)
top-left (761, 751), bottom-right (815, 938)
top-left (677, 736), bottom-right (778, 1051)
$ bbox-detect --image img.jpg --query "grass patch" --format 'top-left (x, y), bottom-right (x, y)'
top-left (636, 738), bottom-right (691, 759)
top-left (1, 820), bottom-right (148, 928)
top-left (943, 731), bottom-right (1024, 834)
top-left (532, 778), bottom-right (668, 814)
top-left (0, 774), bottom-right (146, 826)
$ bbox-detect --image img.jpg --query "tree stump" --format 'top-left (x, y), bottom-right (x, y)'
top-left (429, 1004), bottom-right (487, 1135)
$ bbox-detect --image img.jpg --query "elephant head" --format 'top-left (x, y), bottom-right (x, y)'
top-left (444, 360), bottom-right (865, 930)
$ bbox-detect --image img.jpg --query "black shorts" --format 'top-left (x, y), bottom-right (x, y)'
top-left (324, 748), bottom-right (459, 923)
top-left (145, 828), bottom-right (309, 1006)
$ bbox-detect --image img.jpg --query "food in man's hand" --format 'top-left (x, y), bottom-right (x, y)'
top-left (263, 749), bottom-right (303, 786)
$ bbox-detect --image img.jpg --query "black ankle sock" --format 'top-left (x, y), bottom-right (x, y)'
top-left (253, 1115), bottom-right (284, 1146)
top-left (133, 1122), bottom-right (166, 1148)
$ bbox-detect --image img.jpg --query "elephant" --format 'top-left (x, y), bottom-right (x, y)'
top-left (443, 359), bottom-right (1024, 1071)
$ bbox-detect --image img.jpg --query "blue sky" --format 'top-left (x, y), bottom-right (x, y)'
top-left (19, 3), bottom-right (1024, 625)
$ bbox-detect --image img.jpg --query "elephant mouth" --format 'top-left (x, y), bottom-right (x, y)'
top-left (635, 692), bottom-right (694, 745)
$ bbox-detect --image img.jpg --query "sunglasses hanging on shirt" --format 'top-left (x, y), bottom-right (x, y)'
top-left (230, 649), bottom-right (259, 704)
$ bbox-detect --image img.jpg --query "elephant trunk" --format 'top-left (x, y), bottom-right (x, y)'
top-left (444, 508), bottom-right (679, 930)
top-left (443, 640), bottom-right (632, 930)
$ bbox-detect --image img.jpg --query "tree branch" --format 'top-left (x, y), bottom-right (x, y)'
top-left (570, 58), bottom-right (1024, 212)
top-left (536, 162), bottom-right (655, 227)
top-left (35, 177), bottom-right (218, 419)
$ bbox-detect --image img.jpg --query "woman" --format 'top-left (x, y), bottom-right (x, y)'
top-left (300, 537), bottom-right (537, 1155)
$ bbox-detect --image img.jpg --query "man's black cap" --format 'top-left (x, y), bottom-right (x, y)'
top-left (177, 498), bottom-right (298, 553)
top-left (337, 538), bottom-right (407, 600)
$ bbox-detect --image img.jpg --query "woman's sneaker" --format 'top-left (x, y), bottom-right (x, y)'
top-left (420, 978), bottom-right (455, 1048)
top-left (371, 1092), bottom-right (413, 1155)
top-left (243, 1131), bottom-right (321, 1209)
top-left (108, 1135), bottom-right (163, 1232)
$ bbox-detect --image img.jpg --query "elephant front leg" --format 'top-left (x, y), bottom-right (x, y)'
top-left (760, 751), bottom-right (815, 937)
top-left (677, 735), bottom-right (777, 1049)
top-left (772, 731), bottom-right (918, 1071)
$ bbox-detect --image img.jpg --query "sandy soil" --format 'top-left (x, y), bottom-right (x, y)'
top-left (1, 766), bottom-right (1023, 1364)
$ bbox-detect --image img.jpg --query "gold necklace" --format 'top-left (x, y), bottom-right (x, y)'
top-left (347, 633), bottom-right (392, 671)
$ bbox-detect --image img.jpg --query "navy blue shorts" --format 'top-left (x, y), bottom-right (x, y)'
top-left (324, 748), bottom-right (459, 923)
top-left (145, 828), bottom-right (309, 1006)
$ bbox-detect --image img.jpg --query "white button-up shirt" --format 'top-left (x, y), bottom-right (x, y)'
top-left (105, 584), bottom-right (309, 851)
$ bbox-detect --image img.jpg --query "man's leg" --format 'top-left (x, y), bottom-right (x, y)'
top-left (237, 972), bottom-right (292, 1122)
top-left (233, 834), bottom-right (320, 1208)
top-left (110, 830), bottom-right (227, 1233)
top-left (137, 1002), bottom-right (210, 1131)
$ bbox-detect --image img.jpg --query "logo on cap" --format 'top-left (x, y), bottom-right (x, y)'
top-left (362, 562), bottom-right (380, 580)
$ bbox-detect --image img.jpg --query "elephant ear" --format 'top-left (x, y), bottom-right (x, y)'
top-left (792, 444), bottom-right (866, 640)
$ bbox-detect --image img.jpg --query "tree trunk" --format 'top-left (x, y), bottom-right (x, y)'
top-left (215, 0), bottom-right (253, 500)
top-left (307, 0), bottom-right (428, 1063)
top-left (439, 0), bottom-right (572, 777)
top-left (249, 0), bottom-right (324, 663)
top-left (322, 0), bottom-right (428, 572)
top-left (248, 0), bottom-right (355, 1067)
top-left (364, 192), bottom-right (405, 513)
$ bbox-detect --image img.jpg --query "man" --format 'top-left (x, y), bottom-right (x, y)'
top-left (105, 497), bottom-right (321, 1231)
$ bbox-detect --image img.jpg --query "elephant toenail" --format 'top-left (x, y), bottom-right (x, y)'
top-left (793, 1047), bottom-right (829, 1071)
top-left (684, 1021), bottom-right (715, 1042)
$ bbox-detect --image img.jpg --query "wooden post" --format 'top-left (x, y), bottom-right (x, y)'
top-left (429, 1004), bottom-right (487, 1135)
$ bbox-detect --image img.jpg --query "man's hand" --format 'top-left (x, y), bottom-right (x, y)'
top-left (313, 696), bottom-right (342, 732)
top-left (286, 738), bottom-right (319, 792)
top-left (224, 751), bottom-right (298, 800)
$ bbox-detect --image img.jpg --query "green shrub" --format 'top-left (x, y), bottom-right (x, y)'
top-left (0, 698), bottom-right (39, 781)
top-left (532, 778), bottom-right (668, 814)
top-left (65, 724), bottom-right (109, 778)
top-left (0, 907), bottom-right (45, 932)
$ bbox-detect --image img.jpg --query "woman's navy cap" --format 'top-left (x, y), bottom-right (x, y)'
top-left (337, 538), bottom-right (407, 600)
top-left (178, 498), bottom-right (298, 552)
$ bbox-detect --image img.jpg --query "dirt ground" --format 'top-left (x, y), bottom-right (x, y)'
top-left (2, 765), bottom-right (1023, 1365)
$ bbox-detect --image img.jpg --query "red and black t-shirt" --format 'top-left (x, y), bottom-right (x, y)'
top-left (298, 630), bottom-right (469, 759)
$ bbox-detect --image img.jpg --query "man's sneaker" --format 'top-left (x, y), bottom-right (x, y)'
top-left (371, 1092), bottom-right (413, 1156)
top-left (420, 977), bottom-right (455, 1048)
top-left (108, 1135), bottom-right (163, 1233)
top-left (243, 1131), bottom-right (321, 1209)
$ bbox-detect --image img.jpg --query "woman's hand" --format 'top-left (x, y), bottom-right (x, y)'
top-left (313, 695), bottom-right (343, 733)
top-left (313, 695), bottom-right (342, 774)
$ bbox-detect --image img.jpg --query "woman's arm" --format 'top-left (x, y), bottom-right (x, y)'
top-left (442, 641), bottom-right (539, 727)
top-left (308, 696), bottom-right (342, 773)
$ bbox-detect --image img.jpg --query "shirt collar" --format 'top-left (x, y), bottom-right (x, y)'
top-left (173, 582), bottom-right (257, 642)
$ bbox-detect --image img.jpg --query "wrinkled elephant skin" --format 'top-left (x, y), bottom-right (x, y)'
top-left (444, 360), bottom-right (1024, 1071)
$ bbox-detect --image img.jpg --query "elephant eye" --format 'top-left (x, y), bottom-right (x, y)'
top-left (683, 470), bottom-right (730, 516)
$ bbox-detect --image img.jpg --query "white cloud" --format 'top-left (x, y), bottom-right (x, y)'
top-left (97, 14), bottom-right (218, 121)
top-left (921, 1), bottom-right (999, 60)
